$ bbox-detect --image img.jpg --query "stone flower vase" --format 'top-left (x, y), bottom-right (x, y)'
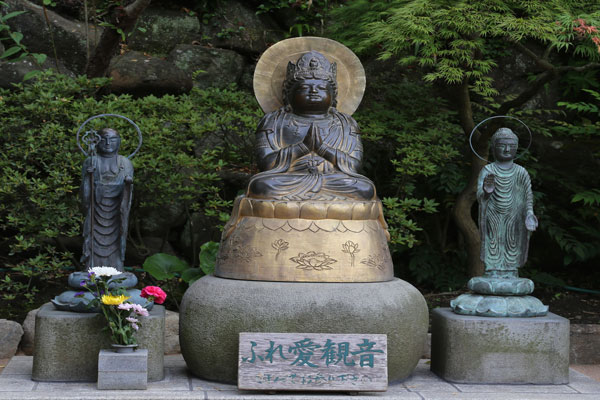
top-left (110, 344), bottom-right (138, 353)
top-left (97, 345), bottom-right (148, 390)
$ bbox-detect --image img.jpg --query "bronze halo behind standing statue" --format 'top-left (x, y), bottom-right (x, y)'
top-left (451, 116), bottom-right (548, 317)
top-left (52, 114), bottom-right (149, 312)
top-left (214, 37), bottom-right (394, 282)
top-left (76, 114), bottom-right (142, 272)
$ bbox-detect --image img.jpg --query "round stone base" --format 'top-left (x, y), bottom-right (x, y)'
top-left (467, 276), bottom-right (534, 295)
top-left (450, 294), bottom-right (548, 317)
top-left (180, 275), bottom-right (428, 383)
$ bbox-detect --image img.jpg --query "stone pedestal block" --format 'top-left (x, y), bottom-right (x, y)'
top-left (431, 308), bottom-right (569, 384)
top-left (180, 275), bottom-right (429, 383)
top-left (32, 303), bottom-right (165, 382)
top-left (98, 349), bottom-right (148, 390)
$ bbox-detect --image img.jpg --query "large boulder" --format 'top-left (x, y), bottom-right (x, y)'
top-left (490, 44), bottom-right (561, 110)
top-left (20, 308), bottom-right (39, 356)
top-left (198, 1), bottom-right (283, 56)
top-left (128, 7), bottom-right (200, 55)
top-left (1, 0), bottom-right (102, 73)
top-left (177, 212), bottom-right (219, 261)
top-left (30, 0), bottom-right (86, 20)
top-left (107, 51), bottom-right (192, 96)
top-left (0, 319), bottom-right (24, 358)
top-left (238, 62), bottom-right (255, 91)
top-left (0, 57), bottom-right (74, 89)
top-left (138, 201), bottom-right (187, 237)
top-left (167, 44), bottom-right (246, 89)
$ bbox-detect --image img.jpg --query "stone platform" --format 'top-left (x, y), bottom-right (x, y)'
top-left (179, 275), bottom-right (428, 383)
top-left (2, 355), bottom-right (600, 399)
top-left (32, 303), bottom-right (165, 382)
top-left (431, 307), bottom-right (569, 384)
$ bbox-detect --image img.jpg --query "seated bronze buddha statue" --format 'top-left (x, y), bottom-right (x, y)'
top-left (247, 51), bottom-right (376, 202)
top-left (215, 39), bottom-right (393, 283)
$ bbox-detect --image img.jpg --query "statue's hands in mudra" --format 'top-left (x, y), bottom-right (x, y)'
top-left (302, 124), bottom-right (322, 152)
top-left (525, 213), bottom-right (538, 232)
top-left (483, 174), bottom-right (495, 195)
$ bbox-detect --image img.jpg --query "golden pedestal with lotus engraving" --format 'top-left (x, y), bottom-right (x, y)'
top-left (214, 38), bottom-right (394, 283)
top-left (214, 196), bottom-right (393, 282)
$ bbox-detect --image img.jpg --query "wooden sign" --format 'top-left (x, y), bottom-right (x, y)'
top-left (238, 333), bottom-right (387, 391)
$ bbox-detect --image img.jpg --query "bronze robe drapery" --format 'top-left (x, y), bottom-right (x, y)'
top-left (81, 155), bottom-right (133, 271)
top-left (477, 163), bottom-right (534, 272)
top-left (247, 108), bottom-right (375, 201)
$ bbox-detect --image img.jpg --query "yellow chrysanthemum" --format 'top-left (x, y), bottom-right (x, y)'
top-left (101, 294), bottom-right (130, 306)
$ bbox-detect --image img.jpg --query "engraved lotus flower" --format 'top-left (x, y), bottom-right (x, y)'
top-left (291, 251), bottom-right (337, 271)
top-left (341, 240), bottom-right (359, 255)
top-left (341, 241), bottom-right (360, 266)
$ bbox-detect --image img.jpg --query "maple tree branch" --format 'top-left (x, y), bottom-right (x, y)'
top-left (509, 39), bottom-right (555, 71)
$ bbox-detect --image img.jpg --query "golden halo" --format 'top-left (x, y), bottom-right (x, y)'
top-left (253, 37), bottom-right (366, 116)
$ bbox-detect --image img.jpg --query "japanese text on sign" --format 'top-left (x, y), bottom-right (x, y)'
top-left (238, 333), bottom-right (387, 392)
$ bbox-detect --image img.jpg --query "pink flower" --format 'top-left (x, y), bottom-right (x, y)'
top-left (126, 317), bottom-right (140, 331)
top-left (131, 303), bottom-right (149, 317)
top-left (140, 286), bottom-right (167, 304)
top-left (118, 302), bottom-right (149, 316)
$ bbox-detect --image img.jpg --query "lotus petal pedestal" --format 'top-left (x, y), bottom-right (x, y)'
top-left (215, 197), bottom-right (393, 282)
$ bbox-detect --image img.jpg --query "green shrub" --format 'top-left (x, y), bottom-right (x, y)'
top-left (0, 70), bottom-right (261, 318)
top-left (355, 78), bottom-right (468, 288)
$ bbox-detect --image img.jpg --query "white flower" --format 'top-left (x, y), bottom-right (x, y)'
top-left (89, 266), bottom-right (121, 277)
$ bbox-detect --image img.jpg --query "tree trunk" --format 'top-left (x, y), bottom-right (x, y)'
top-left (451, 78), bottom-right (487, 277)
top-left (85, 0), bottom-right (151, 77)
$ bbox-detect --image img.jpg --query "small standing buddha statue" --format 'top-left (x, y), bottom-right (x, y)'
top-left (215, 39), bottom-right (393, 283)
top-left (451, 127), bottom-right (548, 317)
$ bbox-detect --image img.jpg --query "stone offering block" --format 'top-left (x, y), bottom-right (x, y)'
top-left (32, 303), bottom-right (165, 382)
top-left (238, 333), bottom-right (387, 391)
top-left (431, 308), bottom-right (569, 384)
top-left (98, 349), bottom-right (148, 390)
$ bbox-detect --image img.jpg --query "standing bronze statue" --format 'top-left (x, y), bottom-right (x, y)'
top-left (80, 127), bottom-right (133, 272)
top-left (478, 128), bottom-right (538, 275)
top-left (215, 37), bottom-right (393, 282)
top-left (52, 115), bottom-right (146, 312)
top-left (452, 122), bottom-right (548, 317)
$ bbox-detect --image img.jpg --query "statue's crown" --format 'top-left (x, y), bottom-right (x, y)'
top-left (492, 127), bottom-right (518, 144)
top-left (286, 51), bottom-right (337, 82)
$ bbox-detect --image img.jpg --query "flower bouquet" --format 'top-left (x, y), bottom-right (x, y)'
top-left (81, 266), bottom-right (166, 347)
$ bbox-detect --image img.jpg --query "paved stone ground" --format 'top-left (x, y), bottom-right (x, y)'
top-left (572, 365), bottom-right (600, 382)
top-left (1, 356), bottom-right (600, 399)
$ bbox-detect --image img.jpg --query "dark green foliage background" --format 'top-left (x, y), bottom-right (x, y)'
top-left (0, 71), bottom-right (262, 316)
top-left (1, 0), bottom-right (600, 320)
